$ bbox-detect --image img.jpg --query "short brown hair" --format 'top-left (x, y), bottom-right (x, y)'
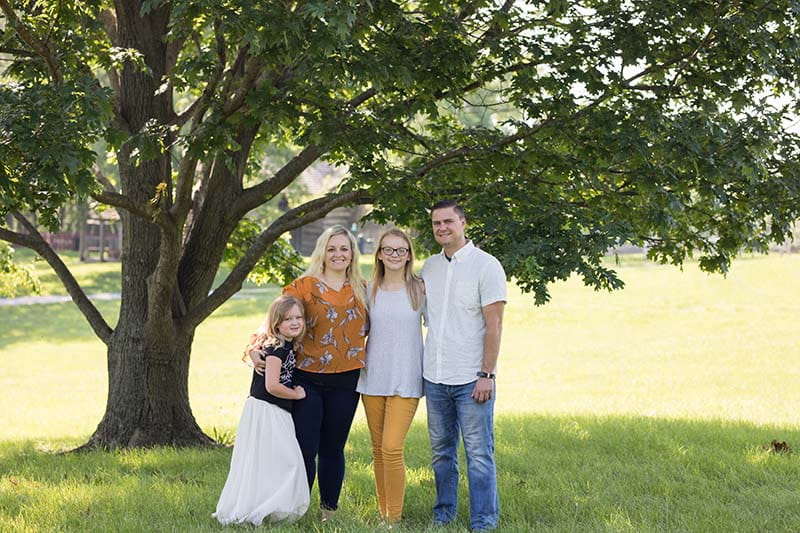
top-left (430, 199), bottom-right (465, 219)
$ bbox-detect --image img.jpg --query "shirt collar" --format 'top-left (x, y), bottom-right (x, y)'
top-left (440, 240), bottom-right (475, 262)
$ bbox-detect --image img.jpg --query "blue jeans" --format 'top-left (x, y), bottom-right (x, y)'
top-left (425, 379), bottom-right (498, 530)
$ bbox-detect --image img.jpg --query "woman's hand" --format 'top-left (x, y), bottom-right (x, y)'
top-left (294, 385), bottom-right (306, 400)
top-left (248, 350), bottom-right (267, 375)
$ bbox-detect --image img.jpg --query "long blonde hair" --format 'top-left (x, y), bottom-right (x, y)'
top-left (370, 228), bottom-right (424, 310)
top-left (304, 225), bottom-right (367, 308)
top-left (243, 295), bottom-right (305, 359)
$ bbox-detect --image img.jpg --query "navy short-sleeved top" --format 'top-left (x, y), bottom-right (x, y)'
top-left (249, 340), bottom-right (297, 412)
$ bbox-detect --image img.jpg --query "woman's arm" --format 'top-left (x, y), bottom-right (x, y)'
top-left (247, 348), bottom-right (267, 374)
top-left (264, 356), bottom-right (305, 400)
top-left (243, 332), bottom-right (268, 374)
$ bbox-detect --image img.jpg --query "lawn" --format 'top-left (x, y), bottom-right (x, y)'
top-left (1, 253), bottom-right (799, 531)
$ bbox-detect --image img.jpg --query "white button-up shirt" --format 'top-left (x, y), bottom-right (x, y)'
top-left (421, 240), bottom-right (507, 385)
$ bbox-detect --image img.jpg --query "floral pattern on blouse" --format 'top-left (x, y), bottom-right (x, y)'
top-left (283, 276), bottom-right (367, 373)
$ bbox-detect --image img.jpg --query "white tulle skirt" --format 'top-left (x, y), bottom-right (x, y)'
top-left (213, 396), bottom-right (310, 525)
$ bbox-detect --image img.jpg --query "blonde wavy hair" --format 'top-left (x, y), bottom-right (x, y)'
top-left (304, 225), bottom-right (367, 307)
top-left (243, 295), bottom-right (305, 359)
top-left (370, 228), bottom-right (424, 310)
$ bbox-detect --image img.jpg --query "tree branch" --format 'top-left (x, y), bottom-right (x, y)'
top-left (435, 60), bottom-right (544, 102)
top-left (89, 190), bottom-right (154, 222)
top-left (215, 46), bottom-right (249, 110)
top-left (414, 85), bottom-right (614, 179)
top-left (235, 89), bottom-right (376, 215)
top-left (0, 223), bottom-right (39, 249)
top-left (98, 9), bottom-right (121, 95)
top-left (348, 87), bottom-right (378, 108)
top-left (220, 55), bottom-right (265, 119)
top-left (474, 0), bottom-right (516, 46)
top-left (623, 21), bottom-right (718, 88)
top-left (89, 163), bottom-right (165, 223)
top-left (0, 0), bottom-right (62, 83)
top-left (94, 165), bottom-right (117, 192)
top-left (169, 151), bottom-right (200, 222)
top-left (236, 145), bottom-right (324, 215)
top-left (181, 188), bottom-right (371, 328)
top-left (171, 20), bottom-right (227, 128)
top-left (414, 29), bottom-right (729, 182)
top-left (0, 46), bottom-right (36, 57)
top-left (2, 213), bottom-right (113, 345)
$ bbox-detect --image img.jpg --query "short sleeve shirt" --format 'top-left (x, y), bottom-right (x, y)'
top-left (421, 241), bottom-right (506, 385)
top-left (249, 340), bottom-right (296, 412)
top-left (283, 276), bottom-right (368, 373)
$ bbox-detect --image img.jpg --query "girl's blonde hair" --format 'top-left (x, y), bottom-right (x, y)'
top-left (304, 224), bottom-right (367, 307)
top-left (243, 295), bottom-right (305, 359)
top-left (370, 228), bottom-right (424, 310)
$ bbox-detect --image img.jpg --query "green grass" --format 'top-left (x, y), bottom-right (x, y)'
top-left (6, 248), bottom-right (276, 297)
top-left (1, 253), bottom-right (800, 531)
top-left (9, 249), bottom-right (122, 296)
top-left (1, 418), bottom-right (797, 532)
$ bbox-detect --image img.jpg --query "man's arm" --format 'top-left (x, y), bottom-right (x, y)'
top-left (472, 300), bottom-right (505, 403)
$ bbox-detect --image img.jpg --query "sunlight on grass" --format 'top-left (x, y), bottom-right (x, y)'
top-left (1, 416), bottom-right (797, 531)
top-left (2, 253), bottom-right (800, 531)
top-left (499, 254), bottom-right (800, 426)
top-left (11, 249), bottom-right (122, 297)
top-left (2, 254), bottom-right (800, 441)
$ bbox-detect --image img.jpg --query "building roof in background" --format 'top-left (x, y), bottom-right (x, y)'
top-left (296, 162), bottom-right (348, 194)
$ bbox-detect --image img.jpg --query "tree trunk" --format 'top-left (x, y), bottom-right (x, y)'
top-left (76, 3), bottom-right (214, 449)
top-left (177, 123), bottom-right (261, 309)
top-left (83, 324), bottom-right (213, 449)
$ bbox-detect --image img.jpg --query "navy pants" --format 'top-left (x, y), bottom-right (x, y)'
top-left (292, 370), bottom-right (360, 510)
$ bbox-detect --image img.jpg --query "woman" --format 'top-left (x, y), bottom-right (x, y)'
top-left (281, 225), bottom-right (368, 520)
top-left (356, 228), bottom-right (425, 524)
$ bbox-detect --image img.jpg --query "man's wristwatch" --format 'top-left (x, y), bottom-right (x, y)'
top-left (476, 371), bottom-right (496, 379)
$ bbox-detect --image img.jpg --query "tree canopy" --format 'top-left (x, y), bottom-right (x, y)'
top-left (3, 0), bottom-right (800, 300)
top-left (1, 0), bottom-right (799, 447)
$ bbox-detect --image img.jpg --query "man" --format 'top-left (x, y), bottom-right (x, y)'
top-left (421, 199), bottom-right (506, 532)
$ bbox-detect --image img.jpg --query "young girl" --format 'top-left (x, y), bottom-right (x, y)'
top-left (213, 295), bottom-right (310, 526)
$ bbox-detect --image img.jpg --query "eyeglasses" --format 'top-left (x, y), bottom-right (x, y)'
top-left (381, 246), bottom-right (409, 257)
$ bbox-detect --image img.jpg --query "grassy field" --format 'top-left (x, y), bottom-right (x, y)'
top-left (1, 253), bottom-right (799, 531)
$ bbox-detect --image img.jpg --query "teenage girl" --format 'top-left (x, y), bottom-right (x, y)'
top-left (214, 295), bottom-right (309, 525)
top-left (357, 228), bottom-right (425, 523)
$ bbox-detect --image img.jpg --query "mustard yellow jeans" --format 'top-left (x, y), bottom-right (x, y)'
top-left (361, 394), bottom-right (420, 521)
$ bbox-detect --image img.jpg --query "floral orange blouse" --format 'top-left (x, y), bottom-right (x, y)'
top-left (283, 276), bottom-right (367, 373)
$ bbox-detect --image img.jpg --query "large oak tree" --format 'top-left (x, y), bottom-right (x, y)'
top-left (1, 0), bottom-right (798, 448)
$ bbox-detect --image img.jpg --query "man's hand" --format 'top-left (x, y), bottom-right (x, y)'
top-left (248, 350), bottom-right (267, 375)
top-left (471, 377), bottom-right (494, 403)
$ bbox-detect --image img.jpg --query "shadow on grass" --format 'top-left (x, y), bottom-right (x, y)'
top-left (1, 415), bottom-right (798, 532)
top-left (0, 301), bottom-right (121, 349)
